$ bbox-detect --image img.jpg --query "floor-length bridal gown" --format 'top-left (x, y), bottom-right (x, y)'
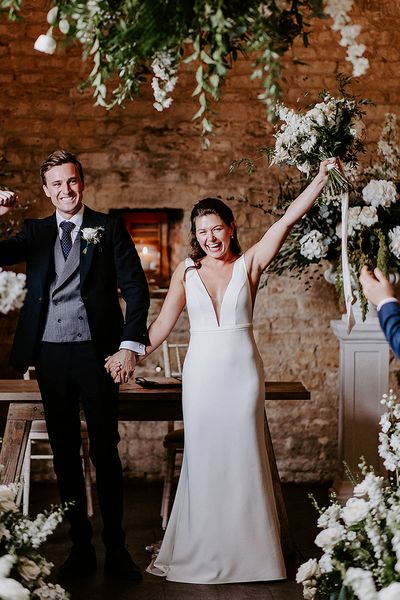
top-left (147, 254), bottom-right (286, 584)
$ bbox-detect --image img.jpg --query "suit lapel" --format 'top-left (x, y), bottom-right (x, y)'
top-left (35, 215), bottom-right (58, 292)
top-left (79, 207), bottom-right (102, 288)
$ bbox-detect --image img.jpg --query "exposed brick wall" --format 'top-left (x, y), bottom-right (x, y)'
top-left (1, 0), bottom-right (399, 482)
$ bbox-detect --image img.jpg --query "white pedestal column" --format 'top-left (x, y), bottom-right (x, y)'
top-left (331, 316), bottom-right (389, 501)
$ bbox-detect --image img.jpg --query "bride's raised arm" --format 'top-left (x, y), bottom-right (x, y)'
top-left (245, 158), bottom-right (336, 283)
top-left (142, 260), bottom-right (187, 359)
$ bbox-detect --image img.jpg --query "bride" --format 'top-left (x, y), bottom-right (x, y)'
top-left (114, 158), bottom-right (335, 584)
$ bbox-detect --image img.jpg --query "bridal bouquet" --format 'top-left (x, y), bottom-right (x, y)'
top-left (270, 80), bottom-right (369, 198)
top-left (0, 483), bottom-right (68, 599)
top-left (297, 389), bottom-right (400, 600)
top-left (0, 268), bottom-right (26, 314)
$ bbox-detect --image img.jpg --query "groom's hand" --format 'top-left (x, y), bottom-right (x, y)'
top-left (359, 265), bottom-right (394, 306)
top-left (0, 189), bottom-right (18, 216)
top-left (105, 349), bottom-right (137, 384)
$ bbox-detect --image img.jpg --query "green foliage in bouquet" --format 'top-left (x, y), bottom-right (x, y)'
top-left (297, 390), bottom-right (400, 600)
top-left (0, 0), bottom-right (330, 147)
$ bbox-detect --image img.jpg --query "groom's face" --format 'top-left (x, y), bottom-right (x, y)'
top-left (43, 162), bottom-right (84, 219)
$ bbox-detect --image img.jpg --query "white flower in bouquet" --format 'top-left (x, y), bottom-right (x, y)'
top-left (378, 582), bottom-right (400, 599)
top-left (344, 567), bottom-right (377, 600)
top-left (296, 558), bottom-right (321, 583)
top-left (18, 557), bottom-right (42, 582)
top-left (0, 484), bottom-right (19, 512)
top-left (341, 497), bottom-right (370, 525)
top-left (362, 179), bottom-right (398, 208)
top-left (389, 226), bottom-right (400, 260)
top-left (299, 230), bottom-right (329, 260)
top-left (317, 503), bottom-right (341, 528)
top-left (315, 524), bottom-right (345, 551)
top-left (0, 555), bottom-right (29, 600)
top-left (297, 389), bottom-right (400, 599)
top-left (0, 269), bottom-right (26, 315)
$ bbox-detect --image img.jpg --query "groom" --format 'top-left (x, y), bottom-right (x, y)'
top-left (0, 150), bottom-right (150, 581)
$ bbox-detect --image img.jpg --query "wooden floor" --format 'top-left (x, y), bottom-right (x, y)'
top-left (31, 479), bottom-right (329, 600)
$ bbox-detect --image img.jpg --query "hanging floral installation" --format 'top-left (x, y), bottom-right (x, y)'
top-left (0, 1), bottom-right (368, 146)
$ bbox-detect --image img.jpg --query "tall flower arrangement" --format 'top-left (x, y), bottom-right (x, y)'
top-left (0, 1), bottom-right (368, 146)
top-left (297, 390), bottom-right (400, 600)
top-left (266, 112), bottom-right (400, 315)
top-left (0, 484), bottom-right (68, 599)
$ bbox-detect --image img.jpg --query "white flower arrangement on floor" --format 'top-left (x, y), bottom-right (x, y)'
top-left (297, 390), bottom-right (400, 600)
top-left (0, 268), bottom-right (26, 314)
top-left (0, 483), bottom-right (68, 599)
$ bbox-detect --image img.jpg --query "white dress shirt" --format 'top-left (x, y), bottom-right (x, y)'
top-left (377, 297), bottom-right (399, 312)
top-left (56, 206), bottom-right (145, 356)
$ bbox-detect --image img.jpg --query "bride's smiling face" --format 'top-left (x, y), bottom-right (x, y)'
top-left (195, 213), bottom-right (234, 259)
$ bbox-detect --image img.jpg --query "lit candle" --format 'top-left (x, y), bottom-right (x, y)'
top-left (140, 246), bottom-right (152, 270)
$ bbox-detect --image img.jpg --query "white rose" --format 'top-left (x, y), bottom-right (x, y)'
top-left (296, 558), bottom-right (321, 583)
top-left (34, 33), bottom-right (57, 55)
top-left (315, 525), bottom-right (344, 550)
top-left (18, 557), bottom-right (41, 582)
top-left (342, 497), bottom-right (370, 525)
top-left (378, 582), bottom-right (400, 599)
top-left (0, 577), bottom-right (29, 600)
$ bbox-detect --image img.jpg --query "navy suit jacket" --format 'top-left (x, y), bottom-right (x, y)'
top-left (378, 301), bottom-right (400, 359)
top-left (0, 206), bottom-right (150, 373)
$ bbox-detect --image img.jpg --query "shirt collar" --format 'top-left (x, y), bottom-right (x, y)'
top-left (56, 205), bottom-right (85, 230)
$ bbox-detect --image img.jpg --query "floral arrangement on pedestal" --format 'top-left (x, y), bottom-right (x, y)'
top-left (297, 389), bottom-right (400, 600)
top-left (0, 0), bottom-right (368, 146)
top-left (0, 484), bottom-right (68, 599)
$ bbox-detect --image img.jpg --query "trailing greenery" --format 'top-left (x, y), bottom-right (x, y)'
top-left (0, 0), bottom-right (329, 146)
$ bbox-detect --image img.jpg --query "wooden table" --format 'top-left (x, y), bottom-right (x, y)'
top-left (0, 378), bottom-right (310, 554)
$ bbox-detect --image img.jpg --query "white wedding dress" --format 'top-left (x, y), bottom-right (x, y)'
top-left (147, 254), bottom-right (286, 584)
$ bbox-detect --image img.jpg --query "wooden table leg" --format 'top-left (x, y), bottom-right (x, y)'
top-left (0, 403), bottom-right (45, 485)
top-left (264, 409), bottom-right (295, 556)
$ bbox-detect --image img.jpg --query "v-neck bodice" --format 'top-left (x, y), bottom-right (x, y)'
top-left (184, 255), bottom-right (253, 331)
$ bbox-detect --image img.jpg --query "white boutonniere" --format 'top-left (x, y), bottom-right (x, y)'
top-left (81, 226), bottom-right (105, 254)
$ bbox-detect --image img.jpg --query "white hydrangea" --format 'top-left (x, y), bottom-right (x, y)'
top-left (300, 230), bottom-right (329, 260)
top-left (362, 179), bottom-right (398, 208)
top-left (389, 226), bottom-right (400, 259)
top-left (0, 269), bottom-right (26, 314)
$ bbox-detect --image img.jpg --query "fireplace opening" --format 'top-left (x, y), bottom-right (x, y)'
top-left (110, 208), bottom-right (184, 291)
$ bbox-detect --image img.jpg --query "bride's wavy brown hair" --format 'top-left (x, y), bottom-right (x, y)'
top-left (189, 198), bottom-right (241, 265)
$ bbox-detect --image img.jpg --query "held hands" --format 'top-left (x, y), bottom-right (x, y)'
top-left (0, 189), bottom-right (18, 216)
top-left (104, 349), bottom-right (138, 384)
top-left (359, 266), bottom-right (395, 306)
